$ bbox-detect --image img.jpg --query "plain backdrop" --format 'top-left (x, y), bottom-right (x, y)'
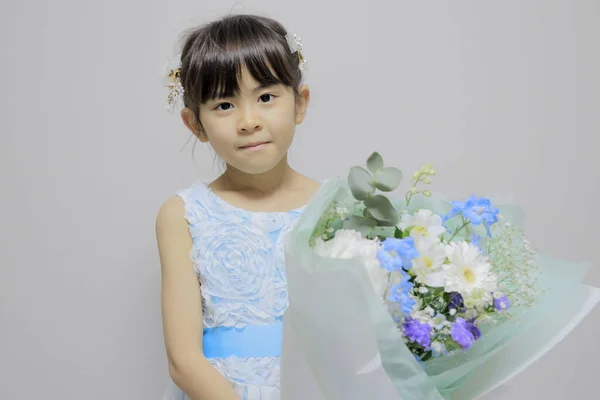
top-left (1, 0), bottom-right (599, 398)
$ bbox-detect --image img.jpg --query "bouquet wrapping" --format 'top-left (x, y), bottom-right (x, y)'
top-left (281, 153), bottom-right (599, 400)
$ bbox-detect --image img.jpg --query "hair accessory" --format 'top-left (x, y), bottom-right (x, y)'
top-left (286, 33), bottom-right (308, 71)
top-left (164, 53), bottom-right (184, 113)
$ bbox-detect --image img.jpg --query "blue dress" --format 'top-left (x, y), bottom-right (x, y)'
top-left (162, 181), bottom-right (306, 400)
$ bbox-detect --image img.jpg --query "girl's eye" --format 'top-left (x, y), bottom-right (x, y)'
top-left (215, 102), bottom-right (233, 111)
top-left (259, 94), bottom-right (275, 103)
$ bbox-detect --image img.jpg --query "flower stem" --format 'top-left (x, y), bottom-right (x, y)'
top-left (448, 217), bottom-right (470, 242)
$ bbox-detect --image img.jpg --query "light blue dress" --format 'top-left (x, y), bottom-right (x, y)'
top-left (162, 181), bottom-right (306, 400)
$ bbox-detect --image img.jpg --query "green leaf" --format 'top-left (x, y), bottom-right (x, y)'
top-left (366, 152), bottom-right (384, 173)
top-left (364, 195), bottom-right (399, 224)
top-left (374, 167), bottom-right (403, 192)
top-left (342, 215), bottom-right (377, 235)
top-left (348, 166), bottom-right (375, 201)
top-left (394, 227), bottom-right (403, 238)
top-left (371, 226), bottom-right (396, 238)
top-left (331, 218), bottom-right (343, 231)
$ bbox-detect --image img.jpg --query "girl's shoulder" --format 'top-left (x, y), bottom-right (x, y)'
top-left (172, 180), bottom-right (225, 226)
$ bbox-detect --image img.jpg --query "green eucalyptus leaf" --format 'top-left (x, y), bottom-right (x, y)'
top-left (373, 167), bottom-right (403, 192)
top-left (366, 152), bottom-right (384, 173)
top-left (331, 218), bottom-right (343, 231)
top-left (371, 226), bottom-right (396, 238)
top-left (342, 215), bottom-right (377, 235)
top-left (364, 195), bottom-right (399, 224)
top-left (348, 166), bottom-right (375, 201)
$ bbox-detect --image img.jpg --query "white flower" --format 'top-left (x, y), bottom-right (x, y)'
top-left (464, 288), bottom-right (494, 310)
top-left (335, 206), bottom-right (349, 218)
top-left (411, 309), bottom-right (433, 324)
top-left (431, 313), bottom-right (448, 330)
top-left (464, 308), bottom-right (479, 321)
top-left (431, 341), bottom-right (447, 357)
top-left (313, 229), bottom-right (387, 297)
top-left (411, 293), bottom-right (424, 311)
top-left (399, 209), bottom-right (446, 244)
top-left (411, 239), bottom-right (447, 287)
top-left (475, 314), bottom-right (493, 326)
top-left (443, 241), bottom-right (498, 299)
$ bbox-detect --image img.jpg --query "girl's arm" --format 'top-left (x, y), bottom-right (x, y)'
top-left (156, 197), bottom-right (240, 400)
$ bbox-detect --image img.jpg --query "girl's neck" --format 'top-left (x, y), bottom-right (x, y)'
top-left (215, 156), bottom-right (301, 195)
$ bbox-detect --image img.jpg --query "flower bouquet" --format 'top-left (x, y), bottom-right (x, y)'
top-left (280, 152), bottom-right (600, 400)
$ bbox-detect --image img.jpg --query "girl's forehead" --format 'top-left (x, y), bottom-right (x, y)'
top-left (231, 67), bottom-right (281, 93)
top-left (237, 68), bottom-right (260, 88)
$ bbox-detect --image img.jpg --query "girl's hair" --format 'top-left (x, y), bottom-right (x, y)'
top-left (179, 14), bottom-right (303, 124)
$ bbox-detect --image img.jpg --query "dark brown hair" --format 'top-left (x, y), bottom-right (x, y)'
top-left (179, 14), bottom-right (303, 123)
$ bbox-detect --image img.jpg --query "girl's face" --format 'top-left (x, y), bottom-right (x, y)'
top-left (184, 67), bottom-right (310, 175)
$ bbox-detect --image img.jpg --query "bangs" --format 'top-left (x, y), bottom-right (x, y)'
top-left (199, 47), bottom-right (290, 102)
top-left (181, 16), bottom-right (301, 106)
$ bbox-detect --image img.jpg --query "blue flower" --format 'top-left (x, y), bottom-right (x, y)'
top-left (445, 196), bottom-right (500, 237)
top-left (403, 318), bottom-right (432, 349)
top-left (470, 233), bottom-right (483, 250)
top-left (377, 237), bottom-right (419, 272)
top-left (389, 272), bottom-right (416, 315)
top-left (494, 295), bottom-right (511, 311)
top-left (451, 317), bottom-right (481, 349)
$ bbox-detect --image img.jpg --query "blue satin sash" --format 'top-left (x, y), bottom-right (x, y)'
top-left (203, 321), bottom-right (283, 359)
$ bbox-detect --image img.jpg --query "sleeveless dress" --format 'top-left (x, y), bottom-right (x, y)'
top-left (162, 181), bottom-right (307, 400)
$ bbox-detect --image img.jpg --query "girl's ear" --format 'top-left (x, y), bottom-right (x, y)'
top-left (181, 108), bottom-right (208, 142)
top-left (295, 85), bottom-right (310, 124)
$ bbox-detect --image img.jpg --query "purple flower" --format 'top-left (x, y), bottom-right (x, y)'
top-left (467, 319), bottom-right (481, 340)
top-left (448, 292), bottom-right (466, 313)
top-left (403, 318), bottom-right (432, 349)
top-left (389, 272), bottom-right (416, 315)
top-left (451, 318), bottom-right (477, 349)
top-left (494, 295), bottom-right (511, 311)
top-left (377, 237), bottom-right (419, 272)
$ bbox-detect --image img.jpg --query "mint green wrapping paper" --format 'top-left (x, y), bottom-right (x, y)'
top-left (281, 178), bottom-right (599, 400)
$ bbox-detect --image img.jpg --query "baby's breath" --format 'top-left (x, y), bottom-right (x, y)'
top-left (487, 219), bottom-right (542, 313)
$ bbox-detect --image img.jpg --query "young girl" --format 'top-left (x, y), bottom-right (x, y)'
top-left (156, 14), bottom-right (321, 400)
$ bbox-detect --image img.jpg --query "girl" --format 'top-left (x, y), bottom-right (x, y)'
top-left (156, 14), bottom-right (320, 400)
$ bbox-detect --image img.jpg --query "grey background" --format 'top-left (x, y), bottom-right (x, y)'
top-left (1, 0), bottom-right (598, 398)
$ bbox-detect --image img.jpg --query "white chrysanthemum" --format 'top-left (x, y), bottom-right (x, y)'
top-left (399, 209), bottom-right (446, 243)
top-left (412, 239), bottom-right (447, 287)
top-left (443, 241), bottom-right (498, 299)
top-left (314, 229), bottom-right (387, 297)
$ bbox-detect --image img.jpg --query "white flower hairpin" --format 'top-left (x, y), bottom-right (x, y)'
top-left (286, 33), bottom-right (308, 71)
top-left (164, 53), bottom-right (184, 113)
